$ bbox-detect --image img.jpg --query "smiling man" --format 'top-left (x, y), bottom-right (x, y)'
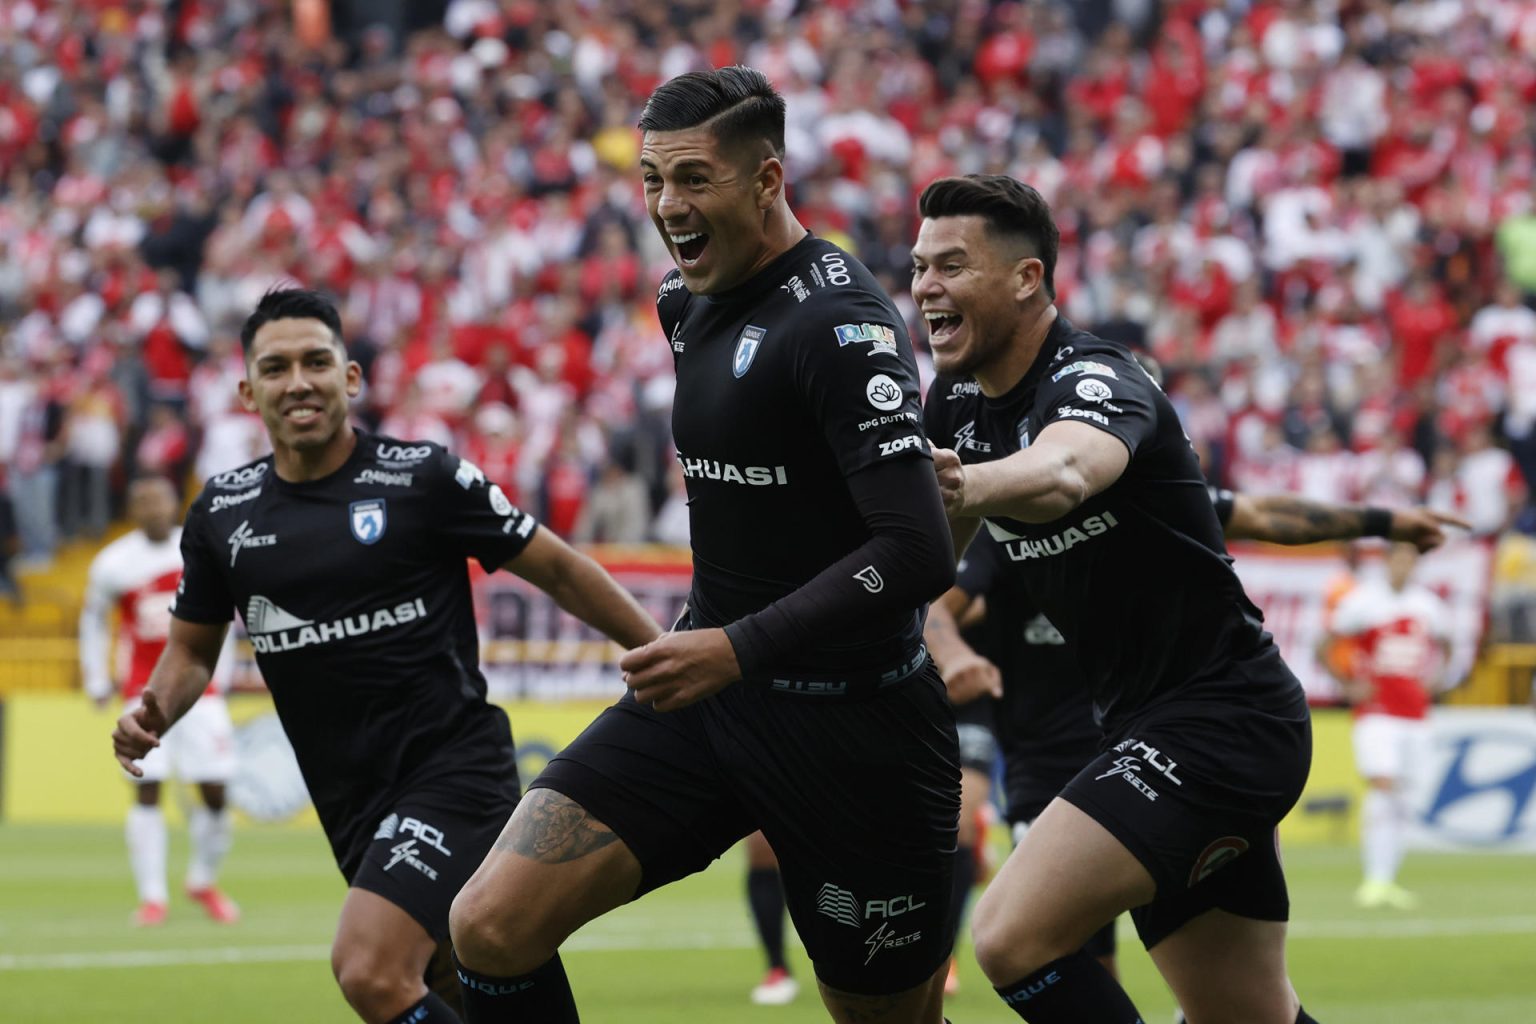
top-left (112, 288), bottom-right (660, 1024)
top-left (448, 67), bottom-right (961, 1024)
top-left (915, 175), bottom-right (1321, 1024)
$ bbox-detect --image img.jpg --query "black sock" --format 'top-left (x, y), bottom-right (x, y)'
top-left (1297, 1008), bottom-right (1319, 1023)
top-left (994, 948), bottom-right (1143, 1022)
top-left (947, 844), bottom-right (977, 950)
top-left (454, 952), bottom-right (580, 1023)
top-left (387, 992), bottom-right (459, 1023)
top-left (747, 867), bottom-right (788, 971)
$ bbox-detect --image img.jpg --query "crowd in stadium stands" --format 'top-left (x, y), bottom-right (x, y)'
top-left (3, 0), bottom-right (1536, 599)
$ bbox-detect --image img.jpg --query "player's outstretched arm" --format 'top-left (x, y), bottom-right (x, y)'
top-left (504, 526), bottom-right (663, 650)
top-left (1224, 496), bottom-right (1470, 552)
top-left (112, 617), bottom-right (227, 776)
top-left (924, 586), bottom-right (1002, 705)
top-left (935, 421), bottom-right (1129, 524)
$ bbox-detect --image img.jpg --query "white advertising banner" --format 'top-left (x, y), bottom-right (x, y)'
top-left (1406, 707), bottom-right (1536, 852)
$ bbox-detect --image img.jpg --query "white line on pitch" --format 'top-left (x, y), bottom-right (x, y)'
top-left (5, 916), bottom-right (1536, 971)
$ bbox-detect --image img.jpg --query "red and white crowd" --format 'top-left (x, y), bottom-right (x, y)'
top-left (3, 0), bottom-right (1536, 599)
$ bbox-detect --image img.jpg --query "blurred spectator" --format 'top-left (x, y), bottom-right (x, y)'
top-left (460, 402), bottom-right (525, 506)
top-left (6, 356), bottom-right (66, 568)
top-left (59, 362), bottom-right (124, 540)
top-left (133, 403), bottom-right (190, 491)
top-left (1455, 420), bottom-right (1526, 537)
top-left (0, 0), bottom-right (1531, 549)
top-left (574, 451), bottom-right (649, 545)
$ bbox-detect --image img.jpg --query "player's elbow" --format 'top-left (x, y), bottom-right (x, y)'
top-left (1016, 453), bottom-right (1089, 523)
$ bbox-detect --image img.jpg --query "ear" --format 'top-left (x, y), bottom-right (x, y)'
top-left (237, 376), bottom-right (257, 413)
top-left (1014, 256), bottom-right (1046, 304)
top-left (345, 359), bottom-right (363, 399)
top-left (755, 156), bottom-right (784, 211)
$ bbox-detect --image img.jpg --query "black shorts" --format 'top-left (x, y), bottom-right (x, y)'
top-left (1057, 693), bottom-right (1312, 949)
top-left (532, 664), bottom-right (961, 995)
top-left (1003, 741), bottom-right (1098, 825)
top-left (953, 698), bottom-right (999, 774)
top-left (351, 797), bottom-right (516, 941)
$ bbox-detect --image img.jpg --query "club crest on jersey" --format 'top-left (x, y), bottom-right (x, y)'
top-left (733, 325), bottom-right (767, 378)
top-left (349, 499), bottom-right (386, 545)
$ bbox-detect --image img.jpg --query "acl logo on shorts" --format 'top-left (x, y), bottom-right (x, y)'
top-left (815, 883), bottom-right (927, 927)
top-left (815, 883), bottom-right (862, 928)
top-left (377, 813), bottom-right (453, 882)
top-left (1096, 738), bottom-right (1185, 803)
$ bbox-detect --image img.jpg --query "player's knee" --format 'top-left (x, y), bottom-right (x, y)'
top-left (331, 944), bottom-right (415, 1019)
top-left (449, 883), bottom-right (554, 974)
top-left (970, 891), bottom-right (1074, 983)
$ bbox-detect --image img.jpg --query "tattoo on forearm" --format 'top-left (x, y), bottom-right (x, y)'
top-left (495, 789), bottom-right (620, 862)
top-left (1255, 498), bottom-right (1364, 545)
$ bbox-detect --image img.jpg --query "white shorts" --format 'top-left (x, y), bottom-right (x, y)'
top-left (1352, 713), bottom-right (1431, 782)
top-left (127, 695), bottom-right (237, 784)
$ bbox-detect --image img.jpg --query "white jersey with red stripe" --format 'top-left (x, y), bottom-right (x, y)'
top-left (1331, 580), bottom-right (1450, 720)
top-left (80, 528), bottom-right (219, 701)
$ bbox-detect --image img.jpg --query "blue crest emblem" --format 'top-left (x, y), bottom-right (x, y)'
top-left (733, 325), bottom-right (767, 378)
top-left (349, 499), bottom-right (386, 545)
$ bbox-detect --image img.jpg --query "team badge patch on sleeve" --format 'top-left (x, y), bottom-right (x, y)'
top-left (349, 499), bottom-right (387, 545)
top-left (733, 325), bottom-right (767, 378)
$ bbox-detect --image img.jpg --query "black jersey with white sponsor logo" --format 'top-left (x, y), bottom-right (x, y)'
top-left (172, 431), bottom-right (538, 876)
top-left (660, 233), bottom-right (931, 671)
top-left (954, 533), bottom-right (1099, 780)
top-left (924, 317), bottom-right (1301, 732)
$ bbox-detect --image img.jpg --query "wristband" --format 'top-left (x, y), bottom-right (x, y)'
top-left (1361, 507), bottom-right (1392, 538)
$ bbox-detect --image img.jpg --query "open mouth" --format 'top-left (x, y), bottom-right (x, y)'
top-left (284, 406), bottom-right (323, 425)
top-left (925, 312), bottom-right (963, 343)
top-left (671, 231), bottom-right (710, 267)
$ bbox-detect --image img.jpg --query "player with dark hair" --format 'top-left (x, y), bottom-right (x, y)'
top-left (924, 489), bottom-right (1466, 986)
top-left (83, 472), bottom-right (240, 928)
top-left (112, 288), bottom-right (661, 1024)
top-left (915, 173), bottom-right (1322, 1023)
top-left (449, 67), bottom-right (961, 1023)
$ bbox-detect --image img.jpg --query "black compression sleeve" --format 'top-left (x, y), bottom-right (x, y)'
top-left (723, 457), bottom-right (956, 675)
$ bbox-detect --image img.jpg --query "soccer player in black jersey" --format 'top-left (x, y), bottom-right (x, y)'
top-left (112, 289), bottom-right (661, 1024)
top-left (923, 494), bottom-right (1467, 986)
top-left (448, 67), bottom-right (960, 1024)
top-left (913, 173), bottom-right (1323, 1024)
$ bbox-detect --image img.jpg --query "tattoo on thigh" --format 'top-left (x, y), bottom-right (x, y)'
top-left (826, 989), bottom-right (909, 1023)
top-left (495, 789), bottom-right (621, 863)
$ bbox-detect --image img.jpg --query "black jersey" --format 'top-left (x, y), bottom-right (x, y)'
top-left (923, 317), bottom-right (1301, 733)
top-left (171, 432), bottom-right (538, 875)
top-left (954, 533), bottom-right (1099, 769)
top-left (661, 233), bottom-right (931, 672)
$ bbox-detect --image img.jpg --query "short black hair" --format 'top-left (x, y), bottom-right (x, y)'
top-left (638, 66), bottom-right (786, 161)
top-left (918, 175), bottom-right (1059, 299)
top-left (239, 287), bottom-right (344, 357)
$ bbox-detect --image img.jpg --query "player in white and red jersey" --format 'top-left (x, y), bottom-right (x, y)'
top-left (80, 474), bottom-right (239, 927)
top-left (1326, 543), bottom-right (1451, 910)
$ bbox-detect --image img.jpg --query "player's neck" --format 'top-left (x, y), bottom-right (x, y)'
top-left (737, 203), bottom-right (807, 284)
top-left (975, 303), bottom-right (1058, 398)
top-left (272, 423), bottom-right (359, 483)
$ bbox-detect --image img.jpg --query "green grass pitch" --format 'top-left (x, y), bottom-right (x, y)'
top-left (2, 823), bottom-right (1533, 1022)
